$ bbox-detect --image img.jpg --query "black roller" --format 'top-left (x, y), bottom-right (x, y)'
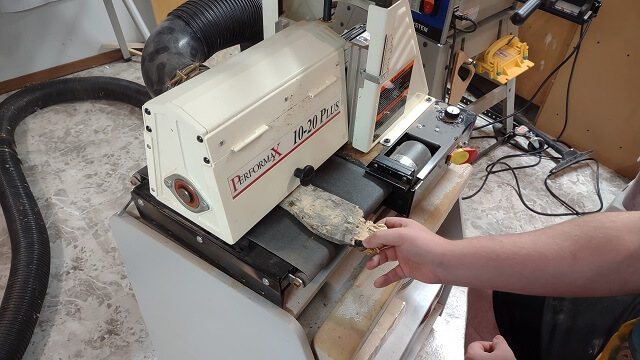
top-left (390, 140), bottom-right (432, 171)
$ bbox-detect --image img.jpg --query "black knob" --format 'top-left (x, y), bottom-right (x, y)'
top-left (444, 105), bottom-right (461, 120)
top-left (294, 165), bottom-right (315, 186)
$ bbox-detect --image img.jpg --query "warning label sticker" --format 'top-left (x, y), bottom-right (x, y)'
top-left (496, 49), bottom-right (510, 59)
top-left (375, 60), bottom-right (414, 134)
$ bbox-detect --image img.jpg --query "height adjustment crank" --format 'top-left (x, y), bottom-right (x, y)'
top-left (294, 165), bottom-right (315, 186)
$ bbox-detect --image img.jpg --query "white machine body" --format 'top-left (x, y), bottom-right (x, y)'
top-left (349, 0), bottom-right (429, 152)
top-left (144, 0), bottom-right (432, 244)
top-left (143, 21), bottom-right (349, 244)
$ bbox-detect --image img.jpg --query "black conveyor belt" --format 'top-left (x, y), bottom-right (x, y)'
top-left (246, 155), bottom-right (392, 283)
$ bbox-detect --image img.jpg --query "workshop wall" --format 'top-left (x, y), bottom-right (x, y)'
top-left (0, 0), bottom-right (156, 82)
top-left (535, 0), bottom-right (640, 179)
top-left (516, 11), bottom-right (579, 107)
top-left (150, 0), bottom-right (186, 23)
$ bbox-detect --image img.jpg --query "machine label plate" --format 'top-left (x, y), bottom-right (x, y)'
top-left (375, 60), bottom-right (414, 135)
top-left (228, 97), bottom-right (341, 199)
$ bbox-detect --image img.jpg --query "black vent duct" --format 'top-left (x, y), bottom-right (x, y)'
top-left (141, 0), bottom-right (264, 97)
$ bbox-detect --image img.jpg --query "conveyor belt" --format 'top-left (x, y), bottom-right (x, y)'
top-left (131, 155), bottom-right (392, 306)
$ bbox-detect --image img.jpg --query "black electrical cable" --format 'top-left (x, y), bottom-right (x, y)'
top-left (556, 21), bottom-right (586, 141)
top-left (545, 158), bottom-right (603, 215)
top-left (462, 146), bottom-right (548, 200)
top-left (462, 140), bottom-right (603, 216)
top-left (454, 14), bottom-right (478, 33)
top-left (473, 18), bottom-right (592, 131)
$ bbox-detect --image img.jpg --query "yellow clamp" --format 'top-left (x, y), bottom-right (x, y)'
top-left (474, 35), bottom-right (535, 84)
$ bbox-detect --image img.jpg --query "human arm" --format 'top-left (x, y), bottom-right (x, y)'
top-left (363, 211), bottom-right (640, 297)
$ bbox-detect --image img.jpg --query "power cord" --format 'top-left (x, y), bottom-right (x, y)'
top-left (454, 13), bottom-right (478, 33)
top-left (473, 18), bottom-right (593, 131)
top-left (556, 21), bottom-right (586, 141)
top-left (463, 137), bottom-right (603, 216)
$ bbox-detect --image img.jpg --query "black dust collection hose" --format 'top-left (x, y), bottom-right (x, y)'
top-left (141, 0), bottom-right (264, 96)
top-left (1, 0), bottom-right (265, 357)
top-left (0, 77), bottom-right (150, 360)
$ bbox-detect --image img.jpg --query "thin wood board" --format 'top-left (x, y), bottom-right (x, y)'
top-left (0, 50), bottom-right (123, 95)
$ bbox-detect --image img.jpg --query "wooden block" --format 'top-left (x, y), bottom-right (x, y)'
top-left (313, 164), bottom-right (473, 360)
top-left (0, 50), bottom-right (123, 95)
top-left (354, 298), bottom-right (406, 360)
top-left (411, 164), bottom-right (473, 231)
top-left (314, 262), bottom-right (400, 360)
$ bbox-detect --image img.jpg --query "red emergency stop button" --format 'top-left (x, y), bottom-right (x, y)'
top-left (448, 147), bottom-right (478, 165)
top-left (423, 0), bottom-right (435, 14)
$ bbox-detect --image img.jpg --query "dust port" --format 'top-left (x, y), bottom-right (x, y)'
top-left (174, 179), bottom-right (200, 208)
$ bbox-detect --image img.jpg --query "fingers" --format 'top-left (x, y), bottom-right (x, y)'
top-left (365, 247), bottom-right (397, 270)
top-left (363, 227), bottom-right (403, 248)
top-left (465, 336), bottom-right (514, 360)
top-left (380, 217), bottom-right (413, 229)
top-left (373, 264), bottom-right (406, 288)
top-left (491, 335), bottom-right (515, 357)
top-left (465, 341), bottom-right (492, 360)
top-left (467, 341), bottom-right (492, 352)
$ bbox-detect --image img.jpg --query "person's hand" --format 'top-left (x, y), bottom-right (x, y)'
top-left (465, 335), bottom-right (516, 360)
top-left (362, 217), bottom-right (451, 288)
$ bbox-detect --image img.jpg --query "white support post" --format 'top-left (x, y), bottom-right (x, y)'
top-left (103, 0), bottom-right (131, 60)
top-left (262, 0), bottom-right (279, 39)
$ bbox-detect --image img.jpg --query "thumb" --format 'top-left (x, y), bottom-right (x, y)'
top-left (492, 335), bottom-right (508, 349)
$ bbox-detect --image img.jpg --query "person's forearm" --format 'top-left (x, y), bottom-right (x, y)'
top-left (438, 211), bottom-right (640, 297)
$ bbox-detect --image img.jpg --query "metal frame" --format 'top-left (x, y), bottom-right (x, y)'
top-left (103, 0), bottom-right (151, 60)
top-left (111, 193), bottom-right (466, 359)
top-left (419, 8), bottom-right (519, 137)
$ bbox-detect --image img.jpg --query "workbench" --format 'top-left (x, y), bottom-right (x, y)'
top-left (110, 163), bottom-right (472, 359)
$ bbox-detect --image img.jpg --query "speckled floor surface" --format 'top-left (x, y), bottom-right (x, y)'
top-left (0, 50), bottom-right (630, 359)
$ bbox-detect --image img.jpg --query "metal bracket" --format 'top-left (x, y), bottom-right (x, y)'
top-left (359, 69), bottom-right (382, 84)
top-left (287, 274), bottom-right (304, 288)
